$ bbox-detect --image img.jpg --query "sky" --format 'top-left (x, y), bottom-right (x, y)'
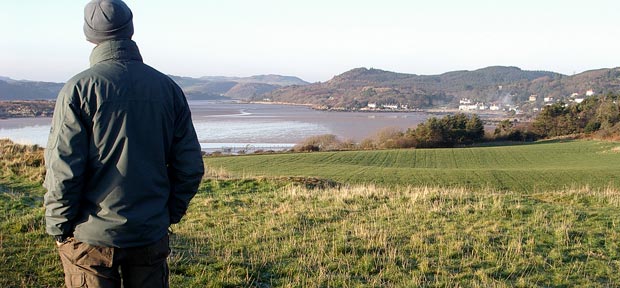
top-left (0, 0), bottom-right (619, 83)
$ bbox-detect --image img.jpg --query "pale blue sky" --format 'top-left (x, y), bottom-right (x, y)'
top-left (0, 0), bottom-right (618, 83)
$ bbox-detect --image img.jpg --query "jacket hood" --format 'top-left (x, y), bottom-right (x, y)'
top-left (90, 39), bottom-right (143, 67)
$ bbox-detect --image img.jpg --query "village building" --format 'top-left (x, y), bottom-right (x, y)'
top-left (459, 103), bottom-right (486, 111)
top-left (460, 98), bottom-right (473, 105)
top-left (382, 104), bottom-right (399, 110)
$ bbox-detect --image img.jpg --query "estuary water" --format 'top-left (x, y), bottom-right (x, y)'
top-left (0, 101), bottom-right (432, 152)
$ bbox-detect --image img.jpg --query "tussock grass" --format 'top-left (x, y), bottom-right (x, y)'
top-left (0, 141), bottom-right (55, 287)
top-left (0, 138), bottom-right (45, 187)
top-left (169, 181), bottom-right (620, 287)
top-left (3, 177), bottom-right (620, 287)
top-left (2, 139), bottom-right (620, 286)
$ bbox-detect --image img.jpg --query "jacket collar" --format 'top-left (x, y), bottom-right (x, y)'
top-left (89, 39), bottom-right (143, 67)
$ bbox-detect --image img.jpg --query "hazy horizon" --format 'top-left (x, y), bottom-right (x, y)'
top-left (1, 0), bottom-right (618, 83)
top-left (2, 65), bottom-right (618, 85)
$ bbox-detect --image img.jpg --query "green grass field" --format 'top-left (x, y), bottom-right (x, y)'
top-left (204, 140), bottom-right (620, 192)
top-left (3, 140), bottom-right (620, 286)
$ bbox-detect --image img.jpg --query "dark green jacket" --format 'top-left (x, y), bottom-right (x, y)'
top-left (44, 40), bottom-right (204, 248)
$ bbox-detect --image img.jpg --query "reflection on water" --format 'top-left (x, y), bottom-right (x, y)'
top-left (0, 126), bottom-right (51, 146)
top-left (194, 120), bottom-right (330, 143)
top-left (0, 101), bottom-right (432, 148)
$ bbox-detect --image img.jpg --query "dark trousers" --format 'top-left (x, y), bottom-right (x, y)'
top-left (57, 235), bottom-right (170, 288)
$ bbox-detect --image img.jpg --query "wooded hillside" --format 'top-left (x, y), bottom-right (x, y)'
top-left (259, 66), bottom-right (620, 109)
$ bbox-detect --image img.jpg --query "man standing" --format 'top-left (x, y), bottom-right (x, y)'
top-left (43, 1), bottom-right (205, 287)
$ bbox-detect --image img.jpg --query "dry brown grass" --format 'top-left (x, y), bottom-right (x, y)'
top-left (589, 123), bottom-right (620, 142)
top-left (170, 181), bottom-right (620, 286)
top-left (0, 139), bottom-right (45, 184)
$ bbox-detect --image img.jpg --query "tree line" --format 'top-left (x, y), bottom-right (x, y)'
top-left (294, 93), bottom-right (620, 152)
top-left (294, 113), bottom-right (486, 152)
top-left (532, 93), bottom-right (619, 138)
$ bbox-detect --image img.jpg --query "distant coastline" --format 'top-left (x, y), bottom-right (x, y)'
top-left (249, 100), bottom-right (424, 112)
top-left (0, 100), bottom-right (55, 119)
top-left (0, 99), bottom-right (516, 129)
top-left (247, 100), bottom-right (315, 107)
top-left (248, 100), bottom-right (513, 119)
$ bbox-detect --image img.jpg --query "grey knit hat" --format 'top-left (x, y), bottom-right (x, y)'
top-left (83, 0), bottom-right (134, 44)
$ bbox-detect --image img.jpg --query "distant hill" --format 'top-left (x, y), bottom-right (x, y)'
top-left (167, 75), bottom-right (236, 100)
top-left (224, 83), bottom-right (281, 100)
top-left (0, 74), bottom-right (309, 101)
top-left (259, 66), bottom-right (620, 109)
top-left (0, 78), bottom-right (64, 101)
top-left (200, 75), bottom-right (308, 86)
top-left (168, 74), bottom-right (309, 100)
top-left (3, 67), bottom-right (620, 107)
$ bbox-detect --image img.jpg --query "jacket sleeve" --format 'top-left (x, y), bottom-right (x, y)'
top-left (168, 87), bottom-right (205, 224)
top-left (43, 84), bottom-right (89, 237)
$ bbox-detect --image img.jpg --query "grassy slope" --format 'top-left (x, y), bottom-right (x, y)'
top-left (3, 140), bottom-right (620, 286)
top-left (170, 183), bottom-right (620, 287)
top-left (204, 140), bottom-right (620, 192)
top-left (0, 140), bottom-right (61, 287)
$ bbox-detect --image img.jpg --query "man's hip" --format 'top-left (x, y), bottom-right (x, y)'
top-left (57, 234), bottom-right (170, 288)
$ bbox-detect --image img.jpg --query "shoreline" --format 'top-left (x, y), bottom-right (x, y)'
top-left (0, 115), bottom-right (53, 120)
top-left (247, 101), bottom-right (515, 119)
top-left (246, 101), bottom-right (315, 107)
top-left (0, 100), bottom-right (55, 119)
top-left (248, 101), bottom-right (428, 113)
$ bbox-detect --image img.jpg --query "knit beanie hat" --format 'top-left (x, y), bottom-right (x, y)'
top-left (83, 0), bottom-right (134, 44)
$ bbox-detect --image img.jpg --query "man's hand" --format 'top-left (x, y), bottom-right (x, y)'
top-left (54, 235), bottom-right (72, 247)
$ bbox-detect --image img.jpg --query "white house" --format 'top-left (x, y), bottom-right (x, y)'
top-left (460, 98), bottom-right (473, 105)
top-left (586, 90), bottom-right (595, 97)
top-left (367, 103), bottom-right (377, 109)
top-left (544, 97), bottom-right (554, 103)
top-left (490, 104), bottom-right (500, 111)
top-left (529, 95), bottom-right (538, 102)
top-left (382, 104), bottom-right (399, 109)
